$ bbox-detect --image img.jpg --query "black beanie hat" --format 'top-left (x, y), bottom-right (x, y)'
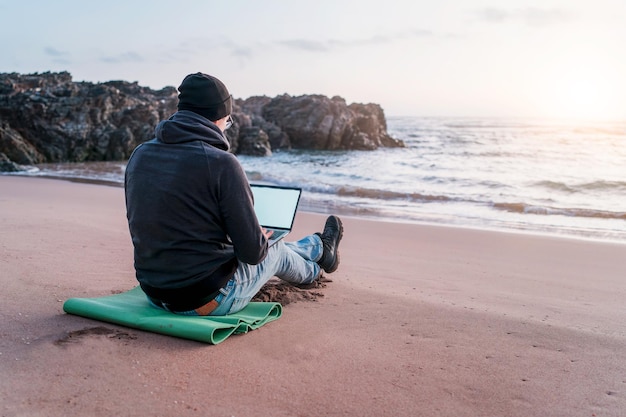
top-left (177, 72), bottom-right (232, 121)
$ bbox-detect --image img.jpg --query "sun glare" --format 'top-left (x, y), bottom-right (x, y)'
top-left (538, 65), bottom-right (623, 121)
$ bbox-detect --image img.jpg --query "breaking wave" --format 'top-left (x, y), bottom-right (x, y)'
top-left (493, 202), bottom-right (626, 220)
top-left (535, 180), bottom-right (626, 193)
top-left (334, 186), bottom-right (453, 203)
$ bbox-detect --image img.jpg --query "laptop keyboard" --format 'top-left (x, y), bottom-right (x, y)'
top-left (269, 229), bottom-right (287, 240)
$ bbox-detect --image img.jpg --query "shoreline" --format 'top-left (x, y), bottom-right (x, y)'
top-left (5, 171), bottom-right (625, 246)
top-left (2, 175), bottom-right (626, 416)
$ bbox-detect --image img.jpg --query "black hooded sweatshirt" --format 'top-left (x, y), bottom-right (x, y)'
top-left (125, 110), bottom-right (268, 309)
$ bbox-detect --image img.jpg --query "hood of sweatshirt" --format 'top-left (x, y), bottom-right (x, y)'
top-left (155, 110), bottom-right (230, 152)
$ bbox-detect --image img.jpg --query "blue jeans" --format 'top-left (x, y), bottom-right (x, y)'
top-left (150, 234), bottom-right (323, 316)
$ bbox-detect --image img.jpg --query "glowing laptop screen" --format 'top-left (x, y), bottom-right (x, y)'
top-left (250, 185), bottom-right (302, 230)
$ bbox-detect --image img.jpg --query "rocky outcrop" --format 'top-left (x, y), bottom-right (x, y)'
top-left (0, 72), bottom-right (404, 171)
top-left (260, 94), bottom-right (403, 150)
top-left (0, 152), bottom-right (27, 172)
top-left (0, 72), bottom-right (177, 166)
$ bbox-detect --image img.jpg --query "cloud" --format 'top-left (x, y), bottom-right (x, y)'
top-left (231, 46), bottom-right (254, 58)
top-left (523, 8), bottom-right (571, 26)
top-left (44, 46), bottom-right (69, 57)
top-left (52, 58), bottom-right (72, 65)
top-left (276, 29), bottom-right (434, 53)
top-left (475, 7), bottom-right (572, 27)
top-left (278, 39), bottom-right (330, 52)
top-left (154, 29), bottom-right (437, 67)
top-left (44, 46), bottom-right (72, 65)
top-left (476, 8), bottom-right (509, 23)
top-left (100, 51), bottom-right (143, 63)
top-left (412, 29), bottom-right (434, 38)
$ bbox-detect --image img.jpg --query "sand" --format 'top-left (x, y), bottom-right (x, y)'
top-left (1, 175), bottom-right (625, 417)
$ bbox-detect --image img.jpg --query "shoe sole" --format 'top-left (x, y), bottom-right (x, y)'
top-left (325, 216), bottom-right (343, 273)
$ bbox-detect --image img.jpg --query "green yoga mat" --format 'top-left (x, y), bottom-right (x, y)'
top-left (63, 286), bottom-right (282, 344)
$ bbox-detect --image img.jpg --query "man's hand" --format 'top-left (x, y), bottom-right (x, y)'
top-left (262, 228), bottom-right (274, 240)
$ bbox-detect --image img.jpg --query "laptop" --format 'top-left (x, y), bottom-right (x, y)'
top-left (250, 184), bottom-right (302, 246)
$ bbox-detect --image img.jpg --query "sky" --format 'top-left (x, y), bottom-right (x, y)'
top-left (1, 0), bottom-right (625, 120)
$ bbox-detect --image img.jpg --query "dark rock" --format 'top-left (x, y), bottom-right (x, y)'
top-left (236, 97), bottom-right (290, 150)
top-left (0, 71), bottom-right (177, 164)
top-left (238, 126), bottom-right (272, 157)
top-left (0, 152), bottom-right (27, 172)
top-left (0, 71), bottom-right (404, 167)
top-left (261, 94), bottom-right (404, 150)
top-left (0, 122), bottom-right (45, 164)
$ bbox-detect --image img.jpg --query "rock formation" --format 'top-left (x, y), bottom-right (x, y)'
top-left (0, 72), bottom-right (404, 171)
top-left (0, 72), bottom-right (177, 166)
top-left (270, 95), bottom-right (403, 150)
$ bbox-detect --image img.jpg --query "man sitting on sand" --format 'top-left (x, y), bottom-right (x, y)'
top-left (124, 72), bottom-right (343, 316)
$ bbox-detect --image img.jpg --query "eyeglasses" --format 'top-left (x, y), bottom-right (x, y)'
top-left (225, 116), bottom-right (233, 131)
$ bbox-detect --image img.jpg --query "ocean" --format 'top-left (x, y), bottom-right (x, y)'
top-left (11, 116), bottom-right (626, 244)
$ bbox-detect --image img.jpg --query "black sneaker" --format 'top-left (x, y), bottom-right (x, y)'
top-left (316, 215), bottom-right (343, 273)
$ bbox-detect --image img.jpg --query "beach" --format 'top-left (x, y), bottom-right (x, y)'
top-left (1, 175), bottom-right (625, 416)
